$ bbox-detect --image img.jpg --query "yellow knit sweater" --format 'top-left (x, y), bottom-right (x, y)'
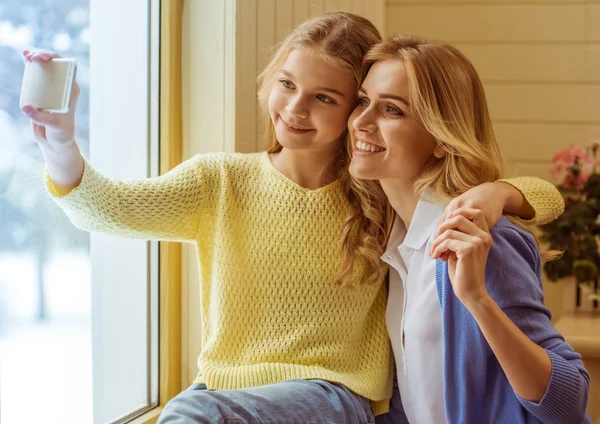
top-left (46, 152), bottom-right (564, 415)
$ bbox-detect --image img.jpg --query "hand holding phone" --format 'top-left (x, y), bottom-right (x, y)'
top-left (20, 49), bottom-right (84, 190)
top-left (20, 49), bottom-right (80, 146)
top-left (20, 56), bottom-right (77, 114)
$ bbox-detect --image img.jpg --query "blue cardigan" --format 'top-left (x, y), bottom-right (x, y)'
top-left (381, 218), bottom-right (591, 424)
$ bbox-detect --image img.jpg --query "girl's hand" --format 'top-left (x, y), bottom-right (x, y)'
top-left (430, 207), bottom-right (492, 305)
top-left (21, 48), bottom-right (80, 147)
top-left (20, 48), bottom-right (84, 189)
top-left (439, 182), bottom-right (507, 229)
top-left (434, 181), bottom-right (531, 261)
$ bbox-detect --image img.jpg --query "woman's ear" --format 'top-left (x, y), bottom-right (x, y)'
top-left (433, 144), bottom-right (446, 159)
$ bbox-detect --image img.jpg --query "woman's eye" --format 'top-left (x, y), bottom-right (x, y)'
top-left (357, 97), bottom-right (369, 107)
top-left (280, 79), bottom-right (294, 89)
top-left (316, 94), bottom-right (335, 104)
top-left (386, 105), bottom-right (403, 116)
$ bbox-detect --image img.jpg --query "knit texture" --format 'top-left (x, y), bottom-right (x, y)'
top-left (498, 176), bottom-right (565, 225)
top-left (46, 152), bottom-right (394, 413)
top-left (45, 152), bottom-right (563, 415)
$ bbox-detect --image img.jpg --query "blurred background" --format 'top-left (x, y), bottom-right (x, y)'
top-left (0, 0), bottom-right (91, 422)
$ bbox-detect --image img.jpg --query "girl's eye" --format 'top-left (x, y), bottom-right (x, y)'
top-left (386, 104), bottom-right (404, 117)
top-left (357, 97), bottom-right (369, 107)
top-left (316, 94), bottom-right (335, 104)
top-left (280, 79), bottom-right (294, 89)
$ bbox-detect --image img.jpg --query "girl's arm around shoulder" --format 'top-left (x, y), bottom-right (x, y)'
top-left (498, 176), bottom-right (564, 225)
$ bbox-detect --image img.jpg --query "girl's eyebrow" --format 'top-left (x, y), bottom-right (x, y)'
top-left (359, 86), bottom-right (410, 107)
top-left (279, 69), bottom-right (346, 98)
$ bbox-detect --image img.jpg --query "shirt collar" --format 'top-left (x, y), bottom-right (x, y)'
top-left (381, 214), bottom-right (407, 261)
top-left (382, 189), bottom-right (447, 258)
top-left (403, 191), bottom-right (446, 251)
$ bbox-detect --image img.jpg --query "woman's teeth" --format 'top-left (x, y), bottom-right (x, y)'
top-left (356, 141), bottom-right (385, 153)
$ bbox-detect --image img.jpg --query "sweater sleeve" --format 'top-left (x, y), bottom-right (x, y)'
top-left (485, 221), bottom-right (590, 424)
top-left (45, 154), bottom-right (221, 242)
top-left (498, 176), bottom-right (564, 225)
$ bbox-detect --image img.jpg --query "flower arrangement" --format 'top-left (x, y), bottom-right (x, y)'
top-left (542, 141), bottom-right (600, 310)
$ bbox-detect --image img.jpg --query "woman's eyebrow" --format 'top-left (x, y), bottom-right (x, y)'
top-left (359, 86), bottom-right (410, 107)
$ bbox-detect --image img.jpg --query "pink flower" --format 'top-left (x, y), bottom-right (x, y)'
top-left (549, 160), bottom-right (568, 185)
top-left (563, 171), bottom-right (590, 190)
top-left (552, 148), bottom-right (575, 166)
top-left (550, 145), bottom-right (595, 188)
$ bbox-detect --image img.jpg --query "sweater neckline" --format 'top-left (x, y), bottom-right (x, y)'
top-left (260, 152), bottom-right (341, 194)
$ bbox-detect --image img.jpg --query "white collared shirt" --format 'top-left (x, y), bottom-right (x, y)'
top-left (381, 190), bottom-right (447, 424)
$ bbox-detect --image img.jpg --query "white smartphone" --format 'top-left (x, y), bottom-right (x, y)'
top-left (19, 58), bottom-right (77, 114)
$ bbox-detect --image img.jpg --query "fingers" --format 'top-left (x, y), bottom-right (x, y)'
top-left (69, 81), bottom-right (80, 111)
top-left (431, 229), bottom-right (473, 259)
top-left (431, 208), bottom-right (493, 260)
top-left (437, 197), bottom-right (478, 236)
top-left (437, 208), bottom-right (488, 237)
top-left (431, 238), bottom-right (473, 260)
top-left (22, 105), bottom-right (60, 127)
top-left (438, 204), bottom-right (451, 229)
top-left (450, 207), bottom-right (489, 232)
top-left (440, 251), bottom-right (457, 262)
top-left (23, 48), bottom-right (61, 63)
top-left (31, 122), bottom-right (47, 143)
top-left (438, 197), bottom-right (463, 229)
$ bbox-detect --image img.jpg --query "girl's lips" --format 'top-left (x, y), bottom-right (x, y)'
top-left (281, 117), bottom-right (314, 133)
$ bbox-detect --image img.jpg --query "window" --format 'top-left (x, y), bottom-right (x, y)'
top-left (0, 0), bottom-right (159, 422)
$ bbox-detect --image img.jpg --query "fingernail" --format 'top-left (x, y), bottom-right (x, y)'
top-left (22, 106), bottom-right (33, 116)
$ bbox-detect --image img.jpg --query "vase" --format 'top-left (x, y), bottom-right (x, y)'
top-left (578, 282), bottom-right (596, 312)
top-left (561, 276), bottom-right (578, 314)
top-left (543, 276), bottom-right (577, 321)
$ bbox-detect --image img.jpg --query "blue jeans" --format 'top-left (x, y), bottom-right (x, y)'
top-left (157, 379), bottom-right (375, 424)
top-left (374, 377), bottom-right (408, 424)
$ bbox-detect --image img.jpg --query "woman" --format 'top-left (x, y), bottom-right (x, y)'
top-left (348, 34), bottom-right (590, 423)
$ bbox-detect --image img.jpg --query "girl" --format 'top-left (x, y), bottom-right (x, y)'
top-left (348, 34), bottom-right (590, 423)
top-left (22, 14), bottom-right (563, 423)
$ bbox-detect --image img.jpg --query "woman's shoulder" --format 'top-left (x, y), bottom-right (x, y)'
top-left (484, 217), bottom-right (546, 307)
top-left (489, 217), bottom-right (539, 264)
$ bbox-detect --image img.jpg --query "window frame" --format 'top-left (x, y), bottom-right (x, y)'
top-left (89, 0), bottom-right (162, 422)
top-left (130, 0), bottom-right (184, 421)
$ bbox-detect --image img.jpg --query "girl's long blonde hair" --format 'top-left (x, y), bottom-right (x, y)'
top-left (339, 35), bottom-right (552, 284)
top-left (257, 12), bottom-right (390, 286)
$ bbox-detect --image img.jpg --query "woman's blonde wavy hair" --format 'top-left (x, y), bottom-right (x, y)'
top-left (256, 12), bottom-right (390, 287)
top-left (339, 34), bottom-right (553, 284)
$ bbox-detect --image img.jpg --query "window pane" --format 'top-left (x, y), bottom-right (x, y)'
top-left (0, 1), bottom-right (92, 423)
top-left (89, 0), bottom-right (159, 421)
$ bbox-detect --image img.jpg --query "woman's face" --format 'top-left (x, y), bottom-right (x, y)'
top-left (348, 59), bottom-right (443, 183)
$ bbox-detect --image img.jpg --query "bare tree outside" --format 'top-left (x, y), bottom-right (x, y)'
top-left (0, 0), bottom-right (92, 422)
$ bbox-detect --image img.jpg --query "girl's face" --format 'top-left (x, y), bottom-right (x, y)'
top-left (268, 47), bottom-right (357, 154)
top-left (348, 59), bottom-right (444, 183)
